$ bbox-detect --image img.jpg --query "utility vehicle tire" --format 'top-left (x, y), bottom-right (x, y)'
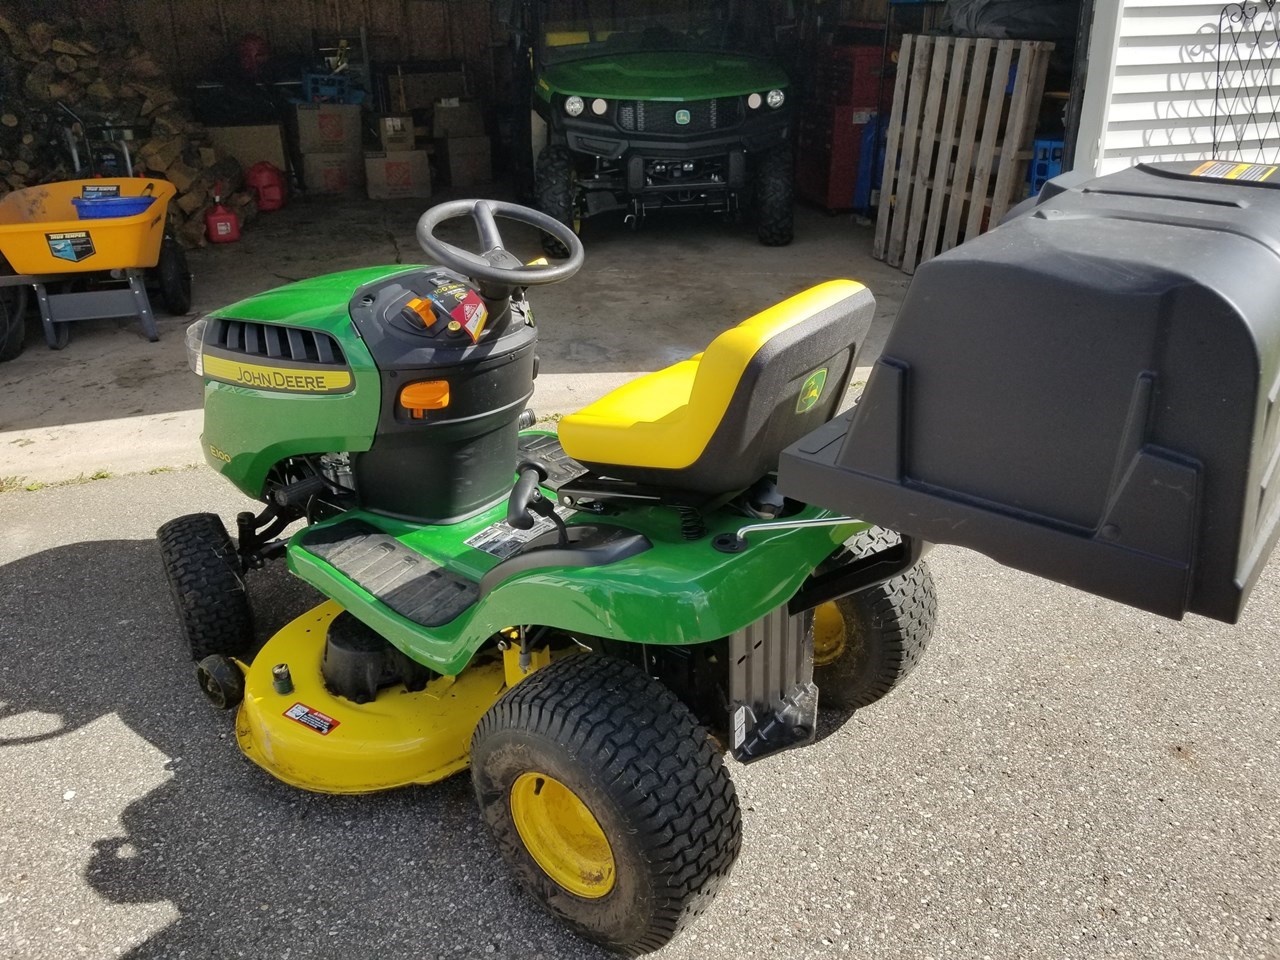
top-left (156, 236), bottom-right (192, 315)
top-left (535, 145), bottom-right (578, 257)
top-left (0, 282), bottom-right (28, 362)
top-left (755, 144), bottom-right (795, 247)
top-left (471, 654), bottom-right (741, 956)
top-left (157, 512), bottom-right (253, 661)
top-left (813, 528), bottom-right (937, 711)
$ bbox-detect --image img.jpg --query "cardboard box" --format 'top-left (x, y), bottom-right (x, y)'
top-left (303, 152), bottom-right (364, 194)
top-left (391, 71), bottom-right (467, 112)
top-left (205, 124), bottom-right (288, 171)
top-left (432, 100), bottom-right (486, 139)
top-left (365, 151), bottom-right (431, 199)
top-left (294, 103), bottom-right (362, 155)
top-left (438, 135), bottom-right (491, 187)
top-left (377, 115), bottom-right (415, 152)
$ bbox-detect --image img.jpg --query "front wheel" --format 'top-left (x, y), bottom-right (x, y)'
top-left (755, 144), bottom-right (795, 247)
top-left (534, 145), bottom-right (579, 257)
top-left (471, 654), bottom-right (741, 955)
top-left (157, 513), bottom-right (254, 660)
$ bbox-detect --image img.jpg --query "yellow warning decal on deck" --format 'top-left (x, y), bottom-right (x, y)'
top-left (203, 353), bottom-right (353, 394)
top-left (1190, 160), bottom-right (1278, 182)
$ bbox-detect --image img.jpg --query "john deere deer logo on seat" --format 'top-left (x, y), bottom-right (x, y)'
top-left (796, 368), bottom-right (827, 413)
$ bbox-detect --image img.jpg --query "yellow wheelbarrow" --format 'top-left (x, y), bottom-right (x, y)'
top-left (0, 178), bottom-right (190, 357)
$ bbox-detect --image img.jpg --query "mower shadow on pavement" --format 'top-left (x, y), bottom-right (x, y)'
top-left (0, 538), bottom-right (614, 960)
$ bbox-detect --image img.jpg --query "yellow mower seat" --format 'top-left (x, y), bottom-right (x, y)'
top-left (558, 279), bottom-right (875, 494)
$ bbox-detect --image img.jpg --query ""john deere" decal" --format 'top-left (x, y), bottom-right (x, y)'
top-left (203, 352), bottom-right (354, 394)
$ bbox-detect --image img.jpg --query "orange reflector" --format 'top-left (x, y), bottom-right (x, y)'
top-left (400, 380), bottom-right (450, 417)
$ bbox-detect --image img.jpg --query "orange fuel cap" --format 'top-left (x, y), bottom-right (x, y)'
top-left (400, 380), bottom-right (450, 417)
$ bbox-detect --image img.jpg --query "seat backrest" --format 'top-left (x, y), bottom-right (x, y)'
top-left (673, 280), bottom-right (875, 493)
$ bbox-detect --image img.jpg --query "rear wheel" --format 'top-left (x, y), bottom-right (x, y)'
top-left (755, 144), bottom-right (795, 247)
top-left (471, 654), bottom-right (741, 955)
top-left (535, 145), bottom-right (579, 257)
top-left (814, 528), bottom-right (937, 711)
top-left (157, 513), bottom-right (254, 660)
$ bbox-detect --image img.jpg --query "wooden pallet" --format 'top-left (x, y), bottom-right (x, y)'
top-left (873, 36), bottom-right (1054, 273)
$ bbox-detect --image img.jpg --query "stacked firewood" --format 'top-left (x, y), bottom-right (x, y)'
top-left (0, 11), bottom-right (260, 247)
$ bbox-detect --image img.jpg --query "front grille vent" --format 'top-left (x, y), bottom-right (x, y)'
top-left (211, 318), bottom-right (345, 365)
top-left (616, 97), bottom-right (743, 135)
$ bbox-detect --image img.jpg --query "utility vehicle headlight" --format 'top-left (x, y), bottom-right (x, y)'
top-left (185, 318), bottom-right (207, 376)
top-left (747, 92), bottom-right (762, 109)
top-left (767, 89), bottom-right (785, 108)
top-left (591, 98), bottom-right (608, 116)
top-left (564, 96), bottom-right (585, 117)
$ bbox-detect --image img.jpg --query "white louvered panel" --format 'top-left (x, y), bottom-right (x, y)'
top-left (1088, 0), bottom-right (1280, 172)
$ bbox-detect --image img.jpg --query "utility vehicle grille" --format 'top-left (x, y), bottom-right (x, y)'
top-left (616, 97), bottom-right (743, 135)
top-left (211, 318), bottom-right (345, 365)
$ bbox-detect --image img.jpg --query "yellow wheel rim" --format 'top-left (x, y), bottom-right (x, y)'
top-left (813, 601), bottom-right (846, 667)
top-left (510, 772), bottom-right (616, 899)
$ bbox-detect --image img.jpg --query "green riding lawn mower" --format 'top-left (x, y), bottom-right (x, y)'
top-left (159, 161), bottom-right (1280, 954)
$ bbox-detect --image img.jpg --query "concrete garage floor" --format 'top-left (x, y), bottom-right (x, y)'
top-left (0, 193), bottom-right (910, 486)
top-left (1, 193), bottom-right (1278, 960)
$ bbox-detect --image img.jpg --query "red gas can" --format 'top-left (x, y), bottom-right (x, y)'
top-left (205, 183), bottom-right (241, 243)
top-left (245, 161), bottom-right (286, 212)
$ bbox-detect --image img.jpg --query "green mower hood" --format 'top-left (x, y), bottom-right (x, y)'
top-left (198, 265), bottom-right (415, 500)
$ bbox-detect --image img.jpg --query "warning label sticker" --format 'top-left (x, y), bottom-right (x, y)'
top-left (46, 230), bottom-right (95, 263)
top-left (1190, 160), bottom-right (1278, 182)
top-left (464, 505), bottom-right (575, 559)
top-left (283, 702), bottom-right (341, 735)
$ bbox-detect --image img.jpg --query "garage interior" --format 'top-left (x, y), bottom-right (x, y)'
top-left (0, 0), bottom-right (1086, 484)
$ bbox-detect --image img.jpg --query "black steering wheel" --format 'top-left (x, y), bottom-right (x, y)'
top-left (416, 199), bottom-right (584, 287)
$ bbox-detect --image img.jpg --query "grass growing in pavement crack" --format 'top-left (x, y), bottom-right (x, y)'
top-left (0, 463), bottom-right (201, 494)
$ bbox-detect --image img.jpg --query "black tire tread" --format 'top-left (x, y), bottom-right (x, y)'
top-left (755, 144), bottom-right (795, 247)
top-left (472, 654), bottom-right (741, 955)
top-left (157, 513), bottom-right (253, 660)
top-left (157, 236), bottom-right (192, 315)
top-left (534, 145), bottom-right (577, 257)
top-left (816, 527), bottom-right (937, 710)
top-left (0, 282), bottom-right (28, 362)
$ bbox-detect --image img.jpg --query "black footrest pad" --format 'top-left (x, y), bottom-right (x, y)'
top-left (301, 520), bottom-right (478, 628)
top-left (518, 432), bottom-right (588, 490)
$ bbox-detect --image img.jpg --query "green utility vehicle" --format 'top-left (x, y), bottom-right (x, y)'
top-left (510, 0), bottom-right (795, 249)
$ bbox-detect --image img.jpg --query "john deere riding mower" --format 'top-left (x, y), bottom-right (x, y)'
top-left (161, 161), bottom-right (1280, 954)
top-left (159, 198), bottom-right (933, 953)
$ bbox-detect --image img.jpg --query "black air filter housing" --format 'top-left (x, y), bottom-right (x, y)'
top-left (780, 161), bottom-right (1280, 623)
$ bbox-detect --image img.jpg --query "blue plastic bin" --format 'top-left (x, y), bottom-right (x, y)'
top-left (1029, 139), bottom-right (1065, 195)
top-left (71, 195), bottom-right (156, 220)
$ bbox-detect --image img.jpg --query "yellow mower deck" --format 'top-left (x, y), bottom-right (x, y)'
top-left (235, 602), bottom-right (511, 794)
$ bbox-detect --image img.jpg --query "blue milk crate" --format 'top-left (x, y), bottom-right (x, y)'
top-left (303, 73), bottom-right (365, 104)
top-left (1029, 139), bottom-right (1065, 194)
